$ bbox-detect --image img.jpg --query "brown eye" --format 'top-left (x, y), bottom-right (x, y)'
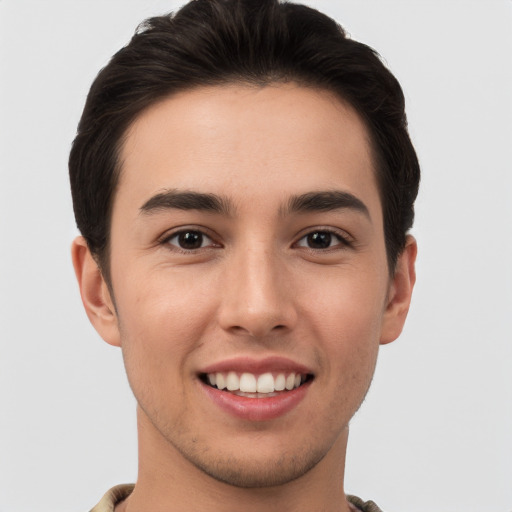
top-left (296, 230), bottom-right (348, 249)
top-left (306, 232), bottom-right (332, 249)
top-left (167, 230), bottom-right (213, 250)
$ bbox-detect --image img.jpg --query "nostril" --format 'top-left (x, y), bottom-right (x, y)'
top-left (230, 323), bottom-right (288, 337)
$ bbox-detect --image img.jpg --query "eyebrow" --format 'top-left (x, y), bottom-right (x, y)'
top-left (283, 190), bottom-right (370, 218)
top-left (140, 189), bottom-right (369, 219)
top-left (140, 190), bottom-right (234, 216)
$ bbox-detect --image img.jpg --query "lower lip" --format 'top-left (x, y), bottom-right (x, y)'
top-left (201, 380), bottom-right (312, 421)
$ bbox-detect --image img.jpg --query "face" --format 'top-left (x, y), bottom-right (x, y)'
top-left (76, 84), bottom-right (414, 488)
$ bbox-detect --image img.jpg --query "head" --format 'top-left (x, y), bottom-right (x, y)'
top-left (69, 0), bottom-right (419, 285)
top-left (70, 0), bottom-right (419, 494)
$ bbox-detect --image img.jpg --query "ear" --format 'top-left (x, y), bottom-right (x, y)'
top-left (71, 236), bottom-right (121, 347)
top-left (380, 235), bottom-right (417, 345)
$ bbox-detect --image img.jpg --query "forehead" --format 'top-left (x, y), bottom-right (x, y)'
top-left (117, 83), bottom-right (380, 217)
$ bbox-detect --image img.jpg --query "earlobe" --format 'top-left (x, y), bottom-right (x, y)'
top-left (380, 235), bottom-right (417, 345)
top-left (71, 236), bottom-right (121, 347)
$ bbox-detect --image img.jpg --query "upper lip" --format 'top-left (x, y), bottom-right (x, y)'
top-left (198, 356), bottom-right (314, 376)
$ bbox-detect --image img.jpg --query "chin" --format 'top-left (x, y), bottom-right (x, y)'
top-left (184, 448), bottom-right (326, 489)
top-left (167, 429), bottom-right (335, 489)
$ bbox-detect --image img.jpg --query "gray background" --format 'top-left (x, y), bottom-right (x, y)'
top-left (1, 1), bottom-right (511, 511)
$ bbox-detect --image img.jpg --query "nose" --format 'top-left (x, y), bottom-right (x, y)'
top-left (217, 245), bottom-right (298, 339)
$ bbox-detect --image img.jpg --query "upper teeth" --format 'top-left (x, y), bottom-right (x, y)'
top-left (207, 372), bottom-right (303, 393)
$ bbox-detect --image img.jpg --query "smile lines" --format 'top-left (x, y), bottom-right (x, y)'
top-left (204, 371), bottom-right (309, 396)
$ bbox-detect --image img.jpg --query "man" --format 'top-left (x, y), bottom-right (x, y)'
top-left (69, 0), bottom-right (419, 510)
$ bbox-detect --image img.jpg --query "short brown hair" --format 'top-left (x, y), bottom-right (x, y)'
top-left (69, 0), bottom-right (420, 280)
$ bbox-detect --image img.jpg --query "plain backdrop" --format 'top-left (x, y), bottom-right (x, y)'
top-left (1, 1), bottom-right (511, 511)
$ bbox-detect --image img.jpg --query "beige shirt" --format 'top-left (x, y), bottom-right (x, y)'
top-left (89, 484), bottom-right (383, 512)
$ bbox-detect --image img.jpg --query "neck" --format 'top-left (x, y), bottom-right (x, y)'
top-left (121, 407), bottom-right (352, 512)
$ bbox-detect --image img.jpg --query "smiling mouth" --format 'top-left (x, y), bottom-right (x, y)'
top-left (200, 371), bottom-right (314, 398)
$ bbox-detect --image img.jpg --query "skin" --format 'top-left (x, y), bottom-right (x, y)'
top-left (72, 84), bottom-right (416, 512)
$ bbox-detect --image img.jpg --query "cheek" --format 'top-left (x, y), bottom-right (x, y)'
top-left (317, 306), bottom-right (381, 425)
top-left (304, 267), bottom-right (387, 387)
top-left (113, 268), bottom-right (217, 380)
top-left (305, 262), bottom-right (388, 336)
top-left (321, 303), bottom-right (381, 389)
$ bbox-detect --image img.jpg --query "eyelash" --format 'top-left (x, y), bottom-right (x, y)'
top-left (160, 227), bottom-right (220, 254)
top-left (160, 227), bottom-right (353, 253)
top-left (294, 228), bottom-right (353, 251)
